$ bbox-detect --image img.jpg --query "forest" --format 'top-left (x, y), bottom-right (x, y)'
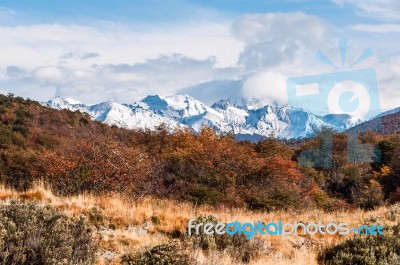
top-left (1, 93), bottom-right (399, 212)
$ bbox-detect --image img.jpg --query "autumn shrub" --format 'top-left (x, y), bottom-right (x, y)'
top-left (318, 223), bottom-right (400, 265)
top-left (378, 139), bottom-right (396, 167)
top-left (254, 137), bottom-right (294, 160)
top-left (312, 189), bottom-right (349, 211)
top-left (351, 179), bottom-right (384, 210)
top-left (0, 200), bottom-right (96, 265)
top-left (379, 146), bottom-right (400, 199)
top-left (389, 187), bottom-right (400, 203)
top-left (158, 129), bottom-right (262, 201)
top-left (36, 131), bottom-right (59, 148)
top-left (0, 150), bottom-right (38, 191)
top-left (241, 156), bottom-right (312, 210)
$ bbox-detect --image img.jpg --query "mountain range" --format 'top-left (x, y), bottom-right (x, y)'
top-left (45, 94), bottom-right (398, 140)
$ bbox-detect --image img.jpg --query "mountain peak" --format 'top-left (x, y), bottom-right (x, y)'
top-left (211, 99), bottom-right (234, 110)
top-left (48, 96), bottom-right (81, 105)
top-left (165, 94), bottom-right (199, 106)
top-left (171, 93), bottom-right (195, 100)
top-left (65, 97), bottom-right (81, 105)
top-left (141, 95), bottom-right (168, 110)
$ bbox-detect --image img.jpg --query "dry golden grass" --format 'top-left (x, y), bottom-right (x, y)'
top-left (0, 182), bottom-right (398, 265)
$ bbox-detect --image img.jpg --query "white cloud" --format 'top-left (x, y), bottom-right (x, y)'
top-left (231, 12), bottom-right (332, 71)
top-left (350, 24), bottom-right (400, 33)
top-left (332, 0), bottom-right (400, 20)
top-left (0, 22), bottom-right (243, 70)
top-left (33, 67), bottom-right (69, 84)
top-left (1, 53), bottom-right (239, 104)
top-left (0, 21), bottom-right (243, 103)
top-left (375, 56), bottom-right (400, 111)
top-left (242, 71), bottom-right (288, 105)
top-left (61, 51), bottom-right (100, 61)
top-left (232, 12), bottom-right (327, 44)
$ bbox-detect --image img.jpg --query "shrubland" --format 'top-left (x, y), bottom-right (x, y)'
top-left (1, 183), bottom-right (400, 264)
top-left (1, 93), bottom-right (400, 264)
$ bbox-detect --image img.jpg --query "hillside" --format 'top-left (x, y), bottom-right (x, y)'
top-left (0, 93), bottom-right (400, 212)
top-left (0, 93), bottom-right (320, 210)
top-left (347, 112), bottom-right (400, 135)
top-left (1, 94), bottom-right (400, 265)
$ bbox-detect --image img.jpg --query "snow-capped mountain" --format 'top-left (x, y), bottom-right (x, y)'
top-left (320, 114), bottom-right (362, 131)
top-left (47, 96), bottom-right (183, 131)
top-left (45, 94), bottom-right (362, 140)
top-left (375, 107), bottom-right (400, 119)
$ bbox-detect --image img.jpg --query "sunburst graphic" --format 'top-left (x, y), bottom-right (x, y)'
top-left (287, 38), bottom-right (381, 167)
top-left (315, 38), bottom-right (373, 69)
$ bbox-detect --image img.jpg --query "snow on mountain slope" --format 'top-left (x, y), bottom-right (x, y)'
top-left (140, 94), bottom-right (222, 120)
top-left (47, 97), bottom-right (86, 111)
top-left (212, 100), bottom-right (248, 126)
top-left (321, 114), bottom-right (362, 131)
top-left (46, 97), bottom-right (183, 131)
top-left (243, 105), bottom-right (328, 139)
top-left (46, 95), bottom-right (364, 140)
top-left (65, 97), bottom-right (82, 105)
top-left (137, 94), bottom-right (231, 132)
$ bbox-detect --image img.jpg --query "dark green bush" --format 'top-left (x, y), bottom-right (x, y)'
top-left (318, 223), bottom-right (400, 265)
top-left (188, 215), bottom-right (221, 250)
top-left (0, 200), bottom-right (96, 265)
top-left (87, 206), bottom-right (104, 229)
top-left (0, 126), bottom-right (12, 146)
top-left (121, 241), bottom-right (193, 265)
top-left (185, 185), bottom-right (223, 206)
top-left (151, 215), bottom-right (161, 225)
top-left (12, 125), bottom-right (29, 137)
top-left (244, 189), bottom-right (300, 211)
top-left (14, 107), bottom-right (31, 120)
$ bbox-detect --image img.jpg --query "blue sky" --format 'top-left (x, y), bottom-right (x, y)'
top-left (0, 0), bottom-right (399, 114)
top-left (0, 0), bottom-right (382, 26)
